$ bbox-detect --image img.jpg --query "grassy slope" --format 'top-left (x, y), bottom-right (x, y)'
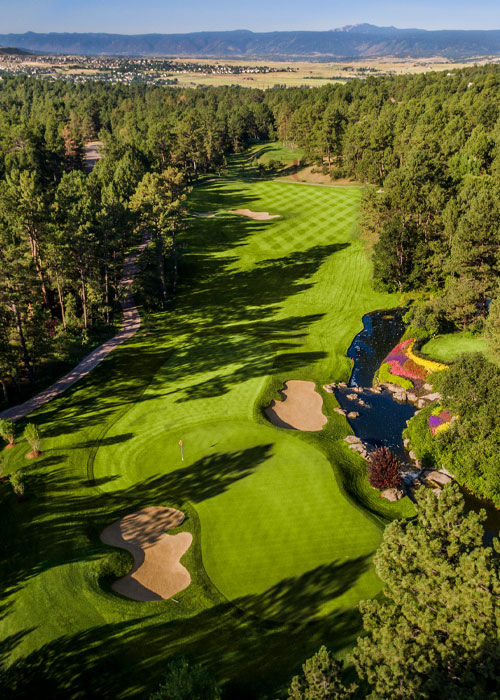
top-left (0, 173), bottom-right (412, 699)
top-left (421, 331), bottom-right (492, 363)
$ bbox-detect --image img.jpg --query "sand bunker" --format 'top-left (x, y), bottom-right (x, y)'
top-left (229, 208), bottom-right (280, 220)
top-left (265, 380), bottom-right (327, 431)
top-left (100, 506), bottom-right (192, 602)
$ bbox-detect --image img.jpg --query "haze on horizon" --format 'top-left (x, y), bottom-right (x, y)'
top-left (1, 0), bottom-right (500, 35)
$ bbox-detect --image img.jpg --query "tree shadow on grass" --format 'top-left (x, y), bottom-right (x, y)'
top-left (1, 556), bottom-right (368, 700)
top-left (0, 444), bottom-right (274, 599)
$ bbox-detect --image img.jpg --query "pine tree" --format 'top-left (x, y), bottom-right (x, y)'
top-left (149, 657), bottom-right (220, 700)
top-left (352, 485), bottom-right (500, 699)
top-left (288, 646), bottom-right (357, 700)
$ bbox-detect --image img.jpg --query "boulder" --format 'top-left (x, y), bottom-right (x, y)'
top-left (322, 384), bottom-right (334, 394)
top-left (347, 411), bottom-right (359, 419)
top-left (338, 382), bottom-right (347, 388)
top-left (381, 487), bottom-right (404, 502)
top-left (370, 386), bottom-right (383, 394)
top-left (407, 393), bottom-right (418, 403)
top-left (350, 444), bottom-right (368, 459)
top-left (421, 392), bottom-right (442, 402)
top-left (425, 470), bottom-right (453, 487)
top-left (344, 435), bottom-right (362, 444)
top-left (383, 383), bottom-right (404, 394)
top-left (351, 443), bottom-right (365, 453)
top-left (346, 393), bottom-right (358, 401)
top-left (358, 399), bottom-right (368, 407)
top-left (403, 438), bottom-right (410, 448)
top-left (416, 399), bottom-right (426, 409)
top-left (333, 407), bottom-right (346, 415)
top-left (394, 391), bottom-right (407, 402)
top-left (423, 383), bottom-right (433, 391)
top-left (432, 487), bottom-right (442, 498)
top-left (409, 450), bottom-right (418, 461)
top-left (352, 387), bottom-right (363, 393)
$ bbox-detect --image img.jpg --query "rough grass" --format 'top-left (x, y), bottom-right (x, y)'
top-left (0, 171), bottom-right (413, 699)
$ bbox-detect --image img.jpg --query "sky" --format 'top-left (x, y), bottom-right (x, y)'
top-left (1, 0), bottom-right (500, 34)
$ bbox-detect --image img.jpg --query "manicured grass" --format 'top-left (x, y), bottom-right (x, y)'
top-left (422, 331), bottom-right (492, 363)
top-left (0, 171), bottom-right (413, 699)
top-left (247, 141), bottom-right (305, 166)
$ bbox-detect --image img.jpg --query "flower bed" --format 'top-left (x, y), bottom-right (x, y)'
top-left (381, 338), bottom-right (447, 387)
top-left (378, 362), bottom-right (414, 390)
top-left (428, 408), bottom-right (453, 435)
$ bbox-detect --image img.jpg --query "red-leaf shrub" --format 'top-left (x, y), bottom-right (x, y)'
top-left (367, 447), bottom-right (402, 489)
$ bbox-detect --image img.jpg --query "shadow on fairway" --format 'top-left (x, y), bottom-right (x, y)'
top-left (0, 445), bottom-right (273, 599)
top-left (1, 557), bottom-right (368, 700)
top-left (148, 239), bottom-right (349, 402)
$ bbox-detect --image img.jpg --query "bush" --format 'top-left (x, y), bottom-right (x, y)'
top-left (367, 447), bottom-right (402, 490)
top-left (9, 470), bottom-right (25, 498)
top-left (0, 418), bottom-right (15, 446)
top-left (24, 423), bottom-right (41, 455)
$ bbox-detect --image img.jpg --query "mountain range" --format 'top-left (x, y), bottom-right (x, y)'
top-left (2, 25), bottom-right (500, 59)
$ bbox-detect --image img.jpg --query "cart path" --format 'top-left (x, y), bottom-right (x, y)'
top-left (0, 232), bottom-right (151, 422)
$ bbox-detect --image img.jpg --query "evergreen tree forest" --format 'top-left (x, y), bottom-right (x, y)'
top-left (0, 76), bottom-right (275, 406)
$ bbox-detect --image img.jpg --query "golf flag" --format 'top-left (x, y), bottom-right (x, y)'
top-left (178, 439), bottom-right (184, 461)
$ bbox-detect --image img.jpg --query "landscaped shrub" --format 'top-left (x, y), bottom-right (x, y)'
top-left (24, 423), bottom-right (41, 456)
top-left (367, 447), bottom-right (402, 490)
top-left (10, 470), bottom-right (25, 498)
top-left (0, 418), bottom-right (16, 447)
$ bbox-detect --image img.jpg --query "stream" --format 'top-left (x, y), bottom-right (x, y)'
top-left (336, 308), bottom-right (500, 536)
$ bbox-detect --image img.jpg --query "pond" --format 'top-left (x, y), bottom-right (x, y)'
top-left (334, 309), bottom-right (415, 466)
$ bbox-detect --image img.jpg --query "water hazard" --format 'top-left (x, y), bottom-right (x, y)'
top-left (335, 309), bottom-right (415, 465)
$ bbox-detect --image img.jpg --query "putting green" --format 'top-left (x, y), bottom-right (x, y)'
top-left (0, 171), bottom-right (413, 697)
top-left (94, 418), bottom-right (381, 619)
top-left (422, 331), bottom-right (492, 364)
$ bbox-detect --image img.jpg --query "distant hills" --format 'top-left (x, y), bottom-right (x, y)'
top-left (0, 46), bottom-right (32, 56)
top-left (3, 26), bottom-right (500, 59)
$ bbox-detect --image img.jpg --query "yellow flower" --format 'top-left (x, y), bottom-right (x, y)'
top-left (407, 340), bottom-right (448, 373)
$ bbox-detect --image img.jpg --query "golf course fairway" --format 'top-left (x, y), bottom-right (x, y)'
top-left (0, 169), bottom-right (414, 699)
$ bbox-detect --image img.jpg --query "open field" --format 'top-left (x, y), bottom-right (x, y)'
top-left (0, 165), bottom-right (414, 698)
top-left (1, 53), bottom-right (497, 88)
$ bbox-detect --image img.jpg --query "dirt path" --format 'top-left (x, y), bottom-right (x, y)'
top-left (0, 232), bottom-right (151, 423)
top-left (265, 380), bottom-right (327, 431)
top-left (100, 506), bottom-right (192, 601)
